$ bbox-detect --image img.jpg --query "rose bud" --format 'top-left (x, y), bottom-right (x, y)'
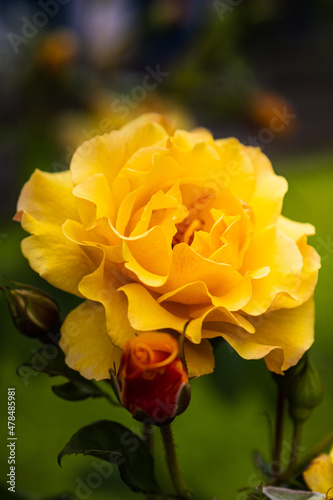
top-left (1, 280), bottom-right (61, 340)
top-left (115, 333), bottom-right (191, 426)
top-left (286, 353), bottom-right (323, 423)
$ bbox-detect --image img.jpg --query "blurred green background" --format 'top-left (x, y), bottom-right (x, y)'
top-left (0, 1), bottom-right (332, 499)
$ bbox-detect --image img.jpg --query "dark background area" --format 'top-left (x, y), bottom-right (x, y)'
top-left (0, 1), bottom-right (332, 499)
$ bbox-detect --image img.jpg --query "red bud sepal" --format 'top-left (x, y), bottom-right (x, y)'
top-left (113, 333), bottom-right (191, 427)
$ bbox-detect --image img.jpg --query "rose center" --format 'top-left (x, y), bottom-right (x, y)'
top-left (172, 190), bottom-right (216, 247)
top-left (172, 218), bottom-right (204, 246)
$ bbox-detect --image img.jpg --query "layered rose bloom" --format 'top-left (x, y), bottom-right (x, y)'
top-left (14, 114), bottom-right (320, 380)
top-left (116, 333), bottom-right (190, 424)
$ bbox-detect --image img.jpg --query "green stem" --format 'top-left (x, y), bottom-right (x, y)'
top-left (272, 385), bottom-right (286, 477)
top-left (280, 430), bottom-right (333, 483)
top-left (160, 424), bottom-right (192, 499)
top-left (143, 422), bottom-right (154, 456)
top-left (289, 421), bottom-right (304, 469)
top-left (143, 423), bottom-right (158, 500)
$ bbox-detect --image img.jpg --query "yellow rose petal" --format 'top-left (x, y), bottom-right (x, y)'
top-left (243, 229), bottom-right (303, 315)
top-left (278, 215), bottom-right (315, 241)
top-left (20, 212), bottom-right (97, 297)
top-left (73, 173), bottom-right (116, 226)
top-left (270, 235), bottom-right (320, 310)
top-left (246, 146), bottom-right (288, 230)
top-left (221, 298), bottom-right (315, 373)
top-left (15, 169), bottom-right (78, 225)
top-left (214, 138), bottom-right (256, 202)
top-left (70, 130), bottom-right (126, 187)
top-left (165, 244), bottom-right (242, 293)
top-left (60, 300), bottom-right (122, 380)
top-left (120, 112), bottom-right (175, 137)
top-left (124, 226), bottom-right (171, 278)
top-left (119, 283), bottom-right (188, 333)
top-left (122, 119), bottom-right (169, 158)
top-left (303, 453), bottom-right (333, 495)
top-left (78, 257), bottom-right (136, 349)
top-left (185, 301), bottom-right (255, 344)
top-left (183, 338), bottom-right (215, 378)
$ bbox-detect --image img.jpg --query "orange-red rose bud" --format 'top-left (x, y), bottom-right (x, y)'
top-left (116, 333), bottom-right (191, 426)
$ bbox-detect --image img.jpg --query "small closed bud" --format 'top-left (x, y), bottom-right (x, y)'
top-left (115, 333), bottom-right (191, 426)
top-left (1, 279), bottom-right (61, 340)
top-left (286, 353), bottom-right (324, 423)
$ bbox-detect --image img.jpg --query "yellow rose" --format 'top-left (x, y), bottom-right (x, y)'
top-left (303, 447), bottom-right (333, 495)
top-left (14, 113), bottom-right (320, 380)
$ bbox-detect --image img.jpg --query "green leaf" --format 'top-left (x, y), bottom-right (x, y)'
top-left (18, 345), bottom-right (115, 403)
top-left (58, 420), bottom-right (161, 495)
top-left (52, 381), bottom-right (107, 401)
top-left (263, 487), bottom-right (325, 500)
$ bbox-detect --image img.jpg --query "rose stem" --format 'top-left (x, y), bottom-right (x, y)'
top-left (143, 422), bottom-right (159, 500)
top-left (143, 421), bottom-right (154, 456)
top-left (160, 424), bottom-right (192, 499)
top-left (279, 430), bottom-right (333, 483)
top-left (272, 384), bottom-right (286, 477)
top-left (288, 421), bottom-right (304, 472)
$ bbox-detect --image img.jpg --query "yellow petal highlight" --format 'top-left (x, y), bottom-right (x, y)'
top-left (156, 243), bottom-right (245, 297)
top-left (119, 283), bottom-right (188, 333)
top-left (214, 138), bottom-right (256, 201)
top-left (170, 133), bottom-right (222, 181)
top-left (158, 281), bottom-right (212, 306)
top-left (120, 112), bottom-right (175, 138)
top-left (186, 302), bottom-right (255, 344)
top-left (278, 215), bottom-right (315, 241)
top-left (15, 169), bottom-right (78, 225)
top-left (60, 300), bottom-right (122, 380)
top-left (20, 212), bottom-right (97, 297)
top-left (183, 338), bottom-right (215, 378)
top-left (121, 119), bottom-right (169, 158)
top-left (62, 218), bottom-right (109, 246)
top-left (303, 452), bottom-right (333, 495)
top-left (73, 173), bottom-right (116, 226)
top-left (243, 229), bottom-right (303, 315)
top-left (124, 226), bottom-right (171, 278)
top-left (70, 130), bottom-right (126, 187)
top-left (246, 146), bottom-right (288, 230)
top-left (78, 257), bottom-right (136, 349)
top-left (269, 235), bottom-right (320, 310)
